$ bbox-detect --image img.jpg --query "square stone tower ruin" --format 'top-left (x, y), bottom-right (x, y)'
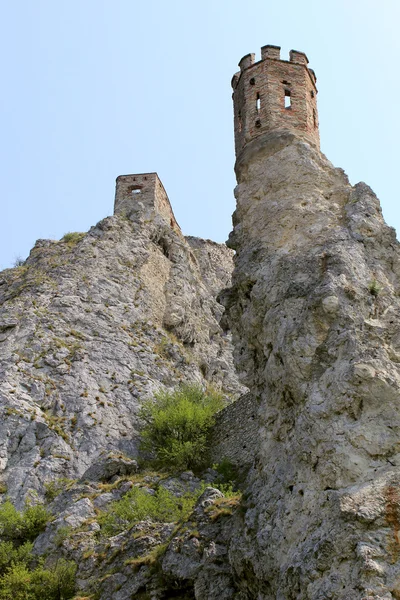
top-left (114, 172), bottom-right (181, 233)
top-left (231, 45), bottom-right (319, 157)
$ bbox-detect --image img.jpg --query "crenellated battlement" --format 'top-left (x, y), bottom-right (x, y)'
top-left (232, 45), bottom-right (319, 157)
top-left (261, 44), bottom-right (281, 60)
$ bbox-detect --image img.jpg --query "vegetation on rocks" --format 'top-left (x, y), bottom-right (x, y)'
top-left (96, 384), bottom-right (239, 536)
top-left (368, 278), bottom-right (381, 296)
top-left (44, 478), bottom-right (76, 503)
top-left (0, 558), bottom-right (76, 600)
top-left (98, 484), bottom-right (203, 536)
top-left (0, 501), bottom-right (49, 543)
top-left (0, 391), bottom-right (242, 600)
top-left (140, 384), bottom-right (226, 471)
top-left (0, 201), bottom-right (243, 598)
top-left (61, 232), bottom-right (85, 245)
top-left (0, 501), bottom-right (76, 599)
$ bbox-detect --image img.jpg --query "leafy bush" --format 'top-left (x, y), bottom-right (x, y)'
top-left (369, 279), bottom-right (381, 296)
top-left (140, 384), bottom-right (225, 471)
top-left (0, 558), bottom-right (76, 600)
top-left (98, 485), bottom-right (200, 536)
top-left (0, 500), bottom-right (75, 600)
top-left (0, 562), bottom-right (32, 600)
top-left (54, 526), bottom-right (72, 548)
top-left (21, 504), bottom-right (50, 541)
top-left (213, 458), bottom-right (238, 484)
top-left (0, 501), bottom-right (49, 543)
top-left (0, 541), bottom-right (33, 576)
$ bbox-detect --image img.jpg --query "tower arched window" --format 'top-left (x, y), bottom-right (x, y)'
top-left (256, 93), bottom-right (261, 112)
top-left (284, 89), bottom-right (291, 109)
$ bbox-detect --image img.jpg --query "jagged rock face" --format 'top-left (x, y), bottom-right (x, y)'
top-left (223, 131), bottom-right (400, 599)
top-left (36, 478), bottom-right (238, 599)
top-left (0, 209), bottom-right (242, 506)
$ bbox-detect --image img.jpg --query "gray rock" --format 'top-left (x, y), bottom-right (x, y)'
top-left (0, 320), bottom-right (17, 332)
top-left (80, 453), bottom-right (138, 482)
top-left (0, 206), bottom-right (243, 506)
top-left (34, 497), bottom-right (95, 555)
top-left (221, 131), bottom-right (400, 598)
top-left (161, 487), bottom-right (237, 599)
top-left (92, 492), bottom-right (114, 509)
top-left (8, 123), bottom-right (400, 599)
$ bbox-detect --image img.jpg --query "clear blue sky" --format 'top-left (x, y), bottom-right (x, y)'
top-left (1, 0), bottom-right (399, 269)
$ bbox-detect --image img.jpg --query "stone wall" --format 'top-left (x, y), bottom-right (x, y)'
top-left (154, 175), bottom-right (181, 232)
top-left (210, 393), bottom-right (259, 470)
top-left (232, 45), bottom-right (319, 157)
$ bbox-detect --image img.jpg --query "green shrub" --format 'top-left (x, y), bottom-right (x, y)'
top-left (99, 485), bottom-right (201, 536)
top-left (0, 541), bottom-right (33, 576)
top-left (369, 279), bottom-right (381, 296)
top-left (61, 232), bottom-right (84, 244)
top-left (213, 458), bottom-right (238, 484)
top-left (0, 500), bottom-right (75, 600)
top-left (213, 482), bottom-right (239, 499)
top-left (32, 558), bottom-right (76, 600)
top-left (0, 503), bottom-right (21, 541)
top-left (140, 384), bottom-right (225, 471)
top-left (0, 501), bottom-right (49, 543)
top-left (0, 558), bottom-right (76, 600)
top-left (99, 478), bottom-right (241, 537)
top-left (22, 504), bottom-right (50, 541)
top-left (0, 562), bottom-right (33, 600)
top-left (54, 525), bottom-right (72, 548)
top-left (45, 478), bottom-right (75, 503)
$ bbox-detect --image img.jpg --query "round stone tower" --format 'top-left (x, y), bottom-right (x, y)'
top-left (232, 45), bottom-right (319, 158)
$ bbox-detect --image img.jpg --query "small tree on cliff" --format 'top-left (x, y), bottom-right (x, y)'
top-left (140, 384), bottom-right (225, 472)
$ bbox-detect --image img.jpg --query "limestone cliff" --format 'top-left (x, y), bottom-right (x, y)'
top-left (3, 44), bottom-right (400, 600)
top-left (4, 137), bottom-right (400, 600)
top-left (0, 198), bottom-right (242, 508)
top-left (223, 131), bottom-right (400, 599)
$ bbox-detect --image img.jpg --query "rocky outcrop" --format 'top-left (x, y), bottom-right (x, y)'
top-left (0, 200), bottom-right (243, 506)
top-left (29, 469), bottom-right (242, 599)
top-left (161, 487), bottom-right (239, 599)
top-left (222, 130), bottom-right (400, 599)
top-left (4, 126), bottom-right (400, 599)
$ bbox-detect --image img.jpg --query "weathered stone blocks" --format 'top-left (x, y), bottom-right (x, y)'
top-left (232, 45), bottom-right (319, 157)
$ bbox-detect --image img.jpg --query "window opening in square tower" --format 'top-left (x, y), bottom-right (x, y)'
top-left (313, 109), bottom-right (317, 128)
top-left (256, 93), bottom-right (261, 112)
top-left (284, 89), bottom-right (291, 109)
top-left (131, 186), bottom-right (142, 195)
